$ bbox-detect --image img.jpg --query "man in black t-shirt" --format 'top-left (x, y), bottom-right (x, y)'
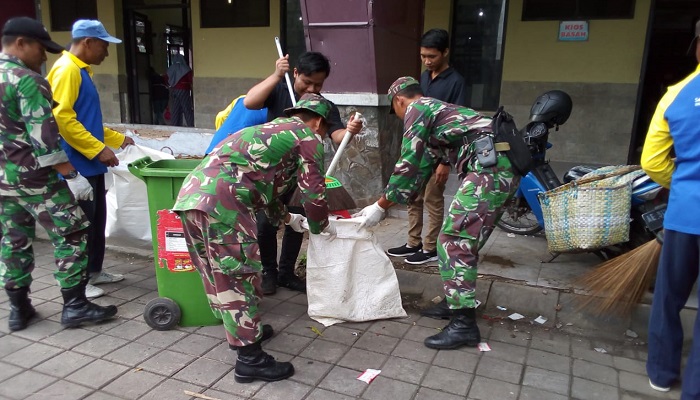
top-left (244, 52), bottom-right (362, 295)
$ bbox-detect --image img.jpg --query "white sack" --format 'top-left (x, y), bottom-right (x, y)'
top-left (306, 217), bottom-right (407, 326)
top-left (105, 145), bottom-right (175, 249)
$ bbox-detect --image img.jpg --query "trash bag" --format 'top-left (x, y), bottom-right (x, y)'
top-left (306, 217), bottom-right (407, 326)
top-left (105, 144), bottom-right (175, 249)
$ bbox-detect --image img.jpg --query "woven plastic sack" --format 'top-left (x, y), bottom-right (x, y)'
top-left (538, 165), bottom-right (642, 253)
top-left (306, 217), bottom-right (407, 326)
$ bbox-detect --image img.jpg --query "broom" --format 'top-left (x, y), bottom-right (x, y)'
top-left (575, 233), bottom-right (663, 315)
top-left (273, 37), bottom-right (357, 213)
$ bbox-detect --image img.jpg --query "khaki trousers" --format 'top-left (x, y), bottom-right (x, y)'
top-left (407, 172), bottom-right (446, 252)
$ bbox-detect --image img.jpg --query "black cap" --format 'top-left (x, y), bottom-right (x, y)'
top-left (2, 17), bottom-right (63, 54)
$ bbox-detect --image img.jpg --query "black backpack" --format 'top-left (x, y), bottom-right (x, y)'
top-left (492, 106), bottom-right (534, 176)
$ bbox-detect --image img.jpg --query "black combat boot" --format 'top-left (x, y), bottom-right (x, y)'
top-left (424, 308), bottom-right (481, 349)
top-left (60, 280), bottom-right (118, 328)
top-left (6, 287), bottom-right (36, 331)
top-left (420, 298), bottom-right (452, 319)
top-left (261, 271), bottom-right (277, 295)
top-left (234, 341), bottom-right (294, 383)
top-left (229, 324), bottom-right (274, 350)
top-left (277, 273), bottom-right (306, 293)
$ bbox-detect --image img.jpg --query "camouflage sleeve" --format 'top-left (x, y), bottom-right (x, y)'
top-left (17, 75), bottom-right (69, 167)
top-left (296, 137), bottom-right (329, 234)
top-left (384, 105), bottom-right (439, 204)
top-left (264, 198), bottom-right (286, 227)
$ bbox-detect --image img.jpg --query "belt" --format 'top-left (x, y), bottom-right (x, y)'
top-left (495, 142), bottom-right (510, 152)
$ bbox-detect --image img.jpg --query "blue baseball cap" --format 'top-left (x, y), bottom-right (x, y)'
top-left (71, 20), bottom-right (122, 43)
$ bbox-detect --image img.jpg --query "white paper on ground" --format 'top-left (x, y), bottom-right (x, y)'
top-left (357, 369), bottom-right (381, 384)
top-left (508, 313), bottom-right (525, 320)
top-left (534, 316), bottom-right (548, 324)
top-left (478, 342), bottom-right (492, 352)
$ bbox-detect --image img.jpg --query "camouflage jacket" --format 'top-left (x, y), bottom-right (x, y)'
top-left (385, 97), bottom-right (493, 204)
top-left (0, 53), bottom-right (69, 196)
top-left (173, 117), bottom-right (329, 241)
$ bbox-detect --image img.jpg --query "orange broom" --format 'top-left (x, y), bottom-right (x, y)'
top-left (576, 233), bottom-right (663, 315)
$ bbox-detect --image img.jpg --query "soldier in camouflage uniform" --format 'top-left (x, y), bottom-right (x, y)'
top-left (355, 76), bottom-right (519, 350)
top-left (0, 17), bottom-right (118, 332)
top-left (173, 93), bottom-right (335, 383)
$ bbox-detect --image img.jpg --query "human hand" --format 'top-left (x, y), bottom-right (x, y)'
top-left (321, 222), bottom-right (337, 238)
top-left (275, 55), bottom-right (290, 78)
top-left (435, 163), bottom-right (450, 184)
top-left (120, 136), bottom-right (135, 149)
top-left (346, 112), bottom-right (363, 136)
top-left (97, 147), bottom-right (119, 167)
top-left (353, 202), bottom-right (386, 229)
top-left (285, 213), bottom-right (306, 233)
top-left (66, 174), bottom-right (94, 201)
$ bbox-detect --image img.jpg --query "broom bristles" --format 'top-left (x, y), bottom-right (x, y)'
top-left (575, 239), bottom-right (662, 315)
top-left (287, 185), bottom-right (357, 212)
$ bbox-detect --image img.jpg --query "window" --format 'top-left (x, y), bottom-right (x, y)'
top-left (451, 0), bottom-right (507, 110)
top-left (49, 0), bottom-right (98, 32)
top-left (200, 0), bottom-right (269, 28)
top-left (522, 0), bottom-right (635, 21)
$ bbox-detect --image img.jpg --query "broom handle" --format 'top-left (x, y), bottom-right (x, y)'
top-left (326, 112), bottom-right (362, 177)
top-left (274, 37), bottom-right (296, 105)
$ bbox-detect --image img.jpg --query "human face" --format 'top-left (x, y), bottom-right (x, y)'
top-left (85, 38), bottom-right (109, 65)
top-left (420, 46), bottom-right (448, 73)
top-left (18, 37), bottom-right (47, 74)
top-left (293, 70), bottom-right (326, 95)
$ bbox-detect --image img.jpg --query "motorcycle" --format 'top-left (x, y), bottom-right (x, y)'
top-left (496, 90), bottom-right (667, 257)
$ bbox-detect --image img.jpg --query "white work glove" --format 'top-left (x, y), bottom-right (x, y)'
top-left (354, 202), bottom-right (386, 229)
top-left (321, 222), bottom-right (337, 238)
top-left (285, 213), bottom-right (306, 233)
top-left (66, 174), bottom-right (94, 201)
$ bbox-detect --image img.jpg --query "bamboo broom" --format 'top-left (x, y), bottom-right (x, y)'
top-left (576, 235), bottom-right (662, 315)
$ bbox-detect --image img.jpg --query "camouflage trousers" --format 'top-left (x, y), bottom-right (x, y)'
top-left (178, 210), bottom-right (263, 347)
top-left (438, 157), bottom-right (519, 309)
top-left (0, 183), bottom-right (89, 289)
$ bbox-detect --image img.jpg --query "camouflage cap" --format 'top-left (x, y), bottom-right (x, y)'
top-left (387, 76), bottom-right (420, 104)
top-left (284, 93), bottom-right (332, 120)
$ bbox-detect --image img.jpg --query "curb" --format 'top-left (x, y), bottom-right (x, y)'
top-left (394, 268), bottom-right (697, 343)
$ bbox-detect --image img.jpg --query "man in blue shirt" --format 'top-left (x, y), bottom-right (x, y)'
top-left (641, 21), bottom-right (700, 398)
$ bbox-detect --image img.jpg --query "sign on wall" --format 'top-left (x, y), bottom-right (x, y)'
top-left (559, 21), bottom-right (589, 41)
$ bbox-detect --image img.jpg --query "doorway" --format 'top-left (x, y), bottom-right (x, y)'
top-left (123, 0), bottom-right (191, 125)
top-left (630, 0), bottom-right (700, 163)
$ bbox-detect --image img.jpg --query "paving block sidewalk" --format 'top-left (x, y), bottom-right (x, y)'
top-left (0, 239), bottom-right (690, 400)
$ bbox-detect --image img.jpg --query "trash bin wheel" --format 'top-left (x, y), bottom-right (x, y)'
top-left (144, 297), bottom-right (181, 331)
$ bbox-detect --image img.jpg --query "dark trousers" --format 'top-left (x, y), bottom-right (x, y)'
top-left (646, 229), bottom-right (700, 399)
top-left (77, 175), bottom-right (107, 276)
top-left (170, 89), bottom-right (194, 127)
top-left (257, 188), bottom-right (304, 278)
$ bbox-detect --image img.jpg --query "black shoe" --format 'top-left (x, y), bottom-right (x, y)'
top-left (60, 280), bottom-right (118, 328)
top-left (420, 298), bottom-right (452, 319)
top-left (261, 272), bottom-right (277, 295)
top-left (277, 274), bottom-right (306, 293)
top-left (424, 310), bottom-right (481, 350)
top-left (387, 243), bottom-right (422, 257)
top-left (234, 342), bottom-right (294, 383)
top-left (229, 324), bottom-right (274, 350)
top-left (406, 249), bottom-right (438, 265)
top-left (6, 287), bottom-right (36, 332)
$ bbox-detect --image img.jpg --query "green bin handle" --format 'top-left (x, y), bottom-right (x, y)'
top-left (127, 156), bottom-right (155, 182)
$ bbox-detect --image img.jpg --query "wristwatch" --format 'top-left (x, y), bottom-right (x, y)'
top-left (63, 170), bottom-right (79, 180)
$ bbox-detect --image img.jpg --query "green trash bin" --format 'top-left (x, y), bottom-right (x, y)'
top-left (128, 156), bottom-right (222, 330)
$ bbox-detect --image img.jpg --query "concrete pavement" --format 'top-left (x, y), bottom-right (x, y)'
top-left (0, 225), bottom-right (692, 399)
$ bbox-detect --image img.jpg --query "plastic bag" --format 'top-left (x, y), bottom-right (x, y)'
top-left (306, 217), bottom-right (407, 326)
top-left (105, 145), bottom-right (175, 249)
